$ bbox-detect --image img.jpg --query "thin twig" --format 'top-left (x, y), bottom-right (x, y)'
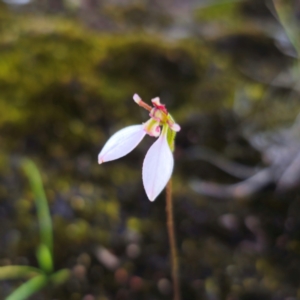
top-left (166, 179), bottom-right (181, 300)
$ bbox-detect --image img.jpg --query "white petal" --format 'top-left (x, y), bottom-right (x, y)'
top-left (98, 125), bottom-right (146, 164)
top-left (142, 133), bottom-right (174, 201)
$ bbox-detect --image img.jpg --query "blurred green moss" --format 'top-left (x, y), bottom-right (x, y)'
top-left (0, 2), bottom-right (300, 299)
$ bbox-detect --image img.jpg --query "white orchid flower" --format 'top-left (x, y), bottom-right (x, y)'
top-left (98, 94), bottom-right (180, 201)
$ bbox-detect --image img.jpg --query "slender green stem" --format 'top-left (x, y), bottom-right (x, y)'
top-left (166, 179), bottom-right (181, 300)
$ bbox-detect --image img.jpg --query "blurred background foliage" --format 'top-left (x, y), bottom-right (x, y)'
top-left (1, 0), bottom-right (300, 299)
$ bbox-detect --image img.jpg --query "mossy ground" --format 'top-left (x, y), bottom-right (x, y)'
top-left (0, 1), bottom-right (300, 299)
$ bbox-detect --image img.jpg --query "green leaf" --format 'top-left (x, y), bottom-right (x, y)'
top-left (5, 275), bottom-right (48, 300)
top-left (50, 269), bottom-right (70, 286)
top-left (0, 266), bottom-right (42, 280)
top-left (21, 159), bottom-right (53, 255)
top-left (36, 244), bottom-right (53, 274)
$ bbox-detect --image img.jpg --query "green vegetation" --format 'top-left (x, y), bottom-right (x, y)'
top-left (0, 160), bottom-right (69, 300)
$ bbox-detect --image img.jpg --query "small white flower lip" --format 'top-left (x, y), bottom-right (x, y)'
top-left (98, 125), bottom-right (146, 164)
top-left (142, 129), bottom-right (174, 201)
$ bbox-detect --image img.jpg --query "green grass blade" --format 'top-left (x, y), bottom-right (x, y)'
top-left (0, 266), bottom-right (42, 280)
top-left (5, 275), bottom-right (48, 300)
top-left (21, 159), bottom-right (53, 265)
top-left (50, 269), bottom-right (70, 286)
top-left (36, 244), bottom-right (53, 274)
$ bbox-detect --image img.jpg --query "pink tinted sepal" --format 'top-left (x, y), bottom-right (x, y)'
top-left (168, 121), bottom-right (181, 132)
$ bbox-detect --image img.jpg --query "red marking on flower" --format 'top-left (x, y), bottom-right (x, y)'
top-left (155, 104), bottom-right (168, 114)
top-left (151, 97), bottom-right (168, 115)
